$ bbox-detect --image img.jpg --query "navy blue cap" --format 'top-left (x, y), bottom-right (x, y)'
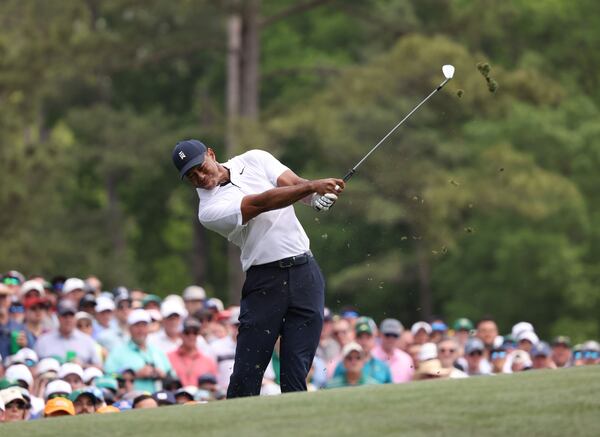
top-left (57, 299), bottom-right (78, 316)
top-left (531, 341), bottom-right (551, 357)
top-left (172, 139), bottom-right (207, 179)
top-left (152, 390), bottom-right (176, 406)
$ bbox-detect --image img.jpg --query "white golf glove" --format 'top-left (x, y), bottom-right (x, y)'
top-left (311, 192), bottom-right (338, 212)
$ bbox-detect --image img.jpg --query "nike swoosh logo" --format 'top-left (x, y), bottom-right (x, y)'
top-left (239, 167), bottom-right (245, 175)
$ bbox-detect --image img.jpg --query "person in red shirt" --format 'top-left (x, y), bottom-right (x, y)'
top-left (168, 317), bottom-right (217, 387)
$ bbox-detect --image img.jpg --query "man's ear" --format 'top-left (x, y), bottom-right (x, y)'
top-left (206, 148), bottom-right (216, 160)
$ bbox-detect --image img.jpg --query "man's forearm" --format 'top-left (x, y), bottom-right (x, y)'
top-left (242, 182), bottom-right (315, 223)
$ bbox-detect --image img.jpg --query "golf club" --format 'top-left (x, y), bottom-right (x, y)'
top-left (340, 64), bottom-right (455, 183)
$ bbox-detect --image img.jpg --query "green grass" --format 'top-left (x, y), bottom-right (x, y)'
top-left (6, 366), bottom-right (600, 437)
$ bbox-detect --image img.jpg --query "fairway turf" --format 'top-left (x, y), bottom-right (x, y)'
top-left (7, 366), bottom-right (599, 437)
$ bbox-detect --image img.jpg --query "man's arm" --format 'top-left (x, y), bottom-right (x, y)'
top-left (241, 177), bottom-right (344, 224)
top-left (276, 170), bottom-right (313, 205)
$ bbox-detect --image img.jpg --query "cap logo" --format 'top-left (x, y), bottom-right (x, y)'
top-left (178, 151), bottom-right (186, 160)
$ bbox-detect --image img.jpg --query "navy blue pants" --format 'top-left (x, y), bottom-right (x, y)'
top-left (227, 256), bottom-right (325, 398)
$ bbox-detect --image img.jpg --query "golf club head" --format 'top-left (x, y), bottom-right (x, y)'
top-left (442, 64), bottom-right (455, 79)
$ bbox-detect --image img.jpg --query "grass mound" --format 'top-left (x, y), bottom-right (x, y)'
top-left (6, 366), bottom-right (599, 436)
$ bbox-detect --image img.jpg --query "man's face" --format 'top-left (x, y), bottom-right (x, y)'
top-left (490, 349), bottom-right (507, 372)
top-left (130, 322), bottom-right (149, 345)
top-left (65, 374), bottom-right (84, 390)
top-left (4, 400), bottom-right (28, 421)
top-left (74, 395), bottom-right (96, 414)
top-left (381, 332), bottom-right (399, 351)
top-left (163, 314), bottom-right (181, 336)
top-left (25, 304), bottom-right (47, 323)
top-left (466, 349), bottom-right (483, 369)
top-left (116, 300), bottom-right (132, 323)
top-left (59, 313), bottom-right (76, 334)
top-left (343, 351), bottom-right (364, 374)
top-left (356, 332), bottom-right (375, 354)
top-left (413, 329), bottom-right (430, 345)
top-left (185, 299), bottom-right (203, 315)
top-left (532, 355), bottom-right (550, 369)
top-left (438, 340), bottom-right (458, 368)
top-left (551, 344), bottom-right (571, 367)
top-left (182, 326), bottom-right (199, 348)
top-left (333, 320), bottom-right (353, 346)
top-left (476, 321), bottom-right (498, 346)
top-left (96, 310), bottom-right (113, 327)
top-left (76, 318), bottom-right (94, 336)
top-left (518, 339), bottom-right (533, 353)
top-left (186, 149), bottom-right (221, 189)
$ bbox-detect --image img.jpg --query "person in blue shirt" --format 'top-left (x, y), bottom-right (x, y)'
top-left (104, 309), bottom-right (173, 393)
top-left (0, 285), bottom-right (35, 359)
top-left (333, 316), bottom-right (392, 384)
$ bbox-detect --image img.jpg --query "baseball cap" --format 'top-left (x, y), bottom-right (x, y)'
top-left (130, 391), bottom-right (154, 408)
top-left (411, 321), bottom-right (432, 336)
top-left (183, 317), bottom-right (202, 331)
top-left (69, 387), bottom-right (103, 404)
top-left (172, 139), bottom-right (208, 179)
top-left (198, 373), bottom-right (217, 385)
top-left (551, 336), bottom-right (572, 348)
top-left (431, 322), bottom-right (448, 332)
top-left (517, 330), bottom-right (539, 345)
top-left (20, 280), bottom-right (44, 297)
top-left (323, 307), bottom-right (333, 322)
top-left (113, 399), bottom-right (132, 411)
top-left (97, 405), bottom-right (120, 414)
top-left (355, 317), bottom-right (376, 336)
top-left (511, 321), bottom-right (534, 339)
top-left (44, 397), bottom-right (75, 416)
top-left (152, 390), bottom-right (176, 406)
top-left (530, 341), bottom-right (551, 358)
top-left (418, 342), bottom-right (438, 362)
top-left (341, 342), bottom-right (363, 358)
top-left (57, 300), bottom-right (78, 316)
top-left (95, 296), bottom-right (115, 313)
top-left (161, 300), bottom-right (187, 319)
top-left (75, 311), bottom-right (93, 323)
top-left (512, 350), bottom-right (532, 366)
top-left (2, 270), bottom-right (25, 284)
top-left (583, 340), bottom-right (600, 352)
top-left (37, 357), bottom-right (61, 378)
top-left (0, 387), bottom-right (27, 406)
top-left (464, 337), bottom-right (485, 355)
top-left (452, 318), bottom-right (474, 331)
top-left (78, 294), bottom-right (97, 309)
top-left (83, 367), bottom-right (104, 384)
top-left (128, 308), bottom-right (152, 325)
top-left (13, 348), bottom-right (39, 367)
top-left (175, 387), bottom-right (197, 402)
top-left (95, 376), bottom-right (118, 393)
top-left (182, 285), bottom-right (206, 301)
top-left (142, 294), bottom-right (162, 308)
top-left (5, 364), bottom-right (33, 387)
top-left (58, 362), bottom-right (84, 380)
top-left (44, 379), bottom-right (72, 400)
top-left (62, 277), bottom-right (85, 294)
top-left (205, 297), bottom-right (224, 312)
top-left (23, 296), bottom-right (49, 310)
top-left (380, 318), bottom-right (403, 336)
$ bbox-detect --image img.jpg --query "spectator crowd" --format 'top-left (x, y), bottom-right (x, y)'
top-left (0, 269), bottom-right (598, 423)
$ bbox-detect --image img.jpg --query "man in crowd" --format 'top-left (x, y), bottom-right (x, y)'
top-left (463, 337), bottom-right (492, 376)
top-left (437, 337), bottom-right (468, 378)
top-left (148, 300), bottom-right (187, 354)
top-left (23, 295), bottom-right (50, 340)
top-left (168, 317), bottom-right (217, 387)
top-left (327, 343), bottom-right (380, 388)
top-left (452, 318), bottom-right (473, 346)
top-left (61, 278), bottom-right (86, 305)
top-left (332, 317), bottom-right (392, 384)
top-left (411, 321), bottom-right (431, 345)
top-left (371, 318), bottom-right (414, 383)
top-left (1, 284), bottom-right (35, 358)
top-left (0, 387), bottom-right (29, 422)
top-left (210, 308), bottom-right (239, 391)
top-left (530, 342), bottom-right (556, 370)
top-left (550, 336), bottom-right (572, 368)
top-left (105, 309), bottom-right (173, 392)
top-left (70, 388), bottom-right (103, 415)
top-left (97, 291), bottom-right (131, 352)
top-left (182, 285), bottom-right (206, 316)
top-left (476, 317), bottom-right (498, 358)
top-left (35, 300), bottom-right (101, 366)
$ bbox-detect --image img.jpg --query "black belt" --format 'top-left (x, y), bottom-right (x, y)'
top-left (254, 251), bottom-right (313, 269)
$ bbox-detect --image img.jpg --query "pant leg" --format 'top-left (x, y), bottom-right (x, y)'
top-left (279, 258), bottom-right (325, 393)
top-left (227, 266), bottom-right (287, 398)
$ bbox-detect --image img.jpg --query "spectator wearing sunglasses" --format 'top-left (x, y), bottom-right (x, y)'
top-left (372, 318), bottom-right (414, 383)
top-left (437, 337), bottom-right (468, 378)
top-left (550, 336), bottom-right (572, 368)
top-left (167, 317), bottom-right (217, 387)
top-left (531, 342), bottom-right (556, 370)
top-left (464, 337), bottom-right (492, 376)
top-left (23, 296), bottom-right (51, 340)
top-left (0, 387), bottom-right (30, 422)
top-left (326, 343), bottom-right (380, 388)
top-left (581, 340), bottom-right (600, 365)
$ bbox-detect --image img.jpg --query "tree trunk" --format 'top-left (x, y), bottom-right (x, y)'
top-left (241, 0), bottom-right (261, 118)
top-left (416, 241), bottom-right (433, 320)
top-left (225, 9), bottom-right (244, 305)
top-left (192, 218), bottom-right (207, 285)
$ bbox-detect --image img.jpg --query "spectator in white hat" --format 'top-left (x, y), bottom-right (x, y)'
top-left (0, 387), bottom-right (29, 422)
top-left (326, 343), bottom-right (380, 388)
top-left (411, 321), bottom-right (432, 345)
top-left (182, 285), bottom-right (206, 316)
top-left (35, 300), bottom-right (101, 366)
top-left (62, 278), bottom-right (86, 305)
top-left (94, 296), bottom-right (116, 336)
top-left (59, 362), bottom-right (85, 390)
top-left (516, 330), bottom-right (539, 353)
top-left (97, 292), bottom-right (132, 352)
top-left (44, 379), bottom-right (72, 401)
top-left (5, 363), bottom-right (44, 415)
top-left (33, 357), bottom-right (61, 399)
top-left (148, 300), bottom-right (188, 354)
top-left (104, 309), bottom-right (173, 393)
top-left (19, 280), bottom-right (45, 300)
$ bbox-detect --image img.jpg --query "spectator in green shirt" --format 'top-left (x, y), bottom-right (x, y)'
top-left (104, 309), bottom-right (172, 393)
top-left (327, 342), bottom-right (380, 388)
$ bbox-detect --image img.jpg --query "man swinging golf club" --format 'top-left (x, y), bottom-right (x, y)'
top-left (172, 140), bottom-right (344, 398)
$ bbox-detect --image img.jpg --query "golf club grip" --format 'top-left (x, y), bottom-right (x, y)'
top-left (343, 169), bottom-right (356, 182)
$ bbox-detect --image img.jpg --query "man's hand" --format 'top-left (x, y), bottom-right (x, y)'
top-left (311, 192), bottom-right (337, 212)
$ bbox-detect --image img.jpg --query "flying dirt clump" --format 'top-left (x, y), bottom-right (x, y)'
top-left (477, 62), bottom-right (498, 93)
top-left (456, 89), bottom-right (464, 98)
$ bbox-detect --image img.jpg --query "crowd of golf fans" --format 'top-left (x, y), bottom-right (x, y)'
top-left (0, 270), bottom-right (598, 422)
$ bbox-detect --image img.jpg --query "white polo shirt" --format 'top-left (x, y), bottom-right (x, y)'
top-left (197, 150), bottom-right (310, 271)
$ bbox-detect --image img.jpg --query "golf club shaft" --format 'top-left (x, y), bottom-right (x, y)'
top-left (342, 77), bottom-right (451, 182)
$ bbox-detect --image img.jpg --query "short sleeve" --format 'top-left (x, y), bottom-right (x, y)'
top-left (198, 188), bottom-right (246, 239)
top-left (247, 150), bottom-right (289, 186)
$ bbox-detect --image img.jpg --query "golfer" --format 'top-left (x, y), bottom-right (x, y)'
top-left (172, 139), bottom-right (344, 398)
